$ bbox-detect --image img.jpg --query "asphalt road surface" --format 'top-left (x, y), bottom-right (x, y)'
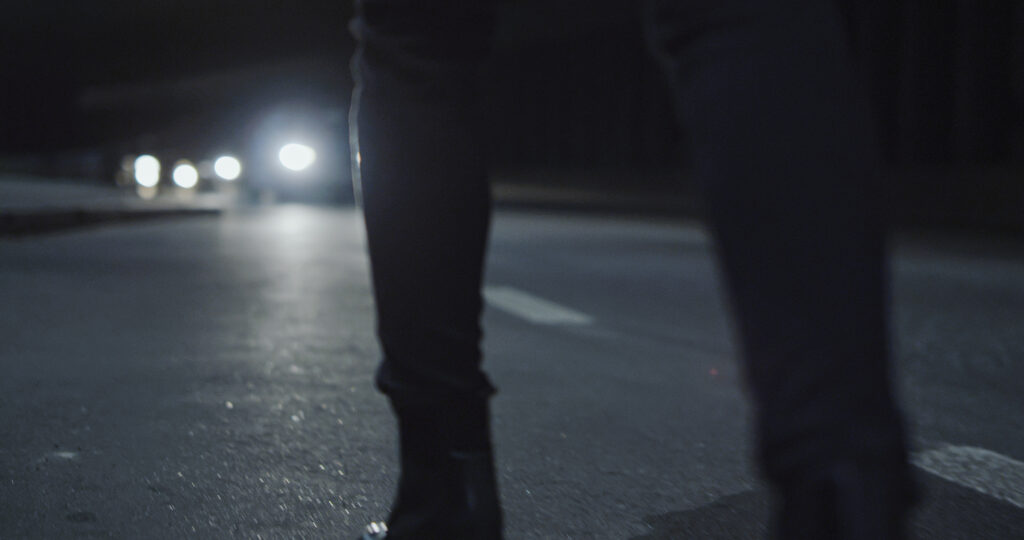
top-left (1, 206), bottom-right (1022, 539)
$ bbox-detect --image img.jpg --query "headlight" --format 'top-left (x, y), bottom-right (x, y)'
top-left (172, 161), bottom-right (199, 189)
top-left (278, 143), bottom-right (316, 172)
top-left (134, 155), bottom-right (161, 187)
top-left (213, 156), bottom-right (242, 180)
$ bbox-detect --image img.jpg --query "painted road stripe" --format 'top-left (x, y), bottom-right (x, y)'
top-left (484, 286), bottom-right (593, 325)
top-left (913, 446), bottom-right (1024, 509)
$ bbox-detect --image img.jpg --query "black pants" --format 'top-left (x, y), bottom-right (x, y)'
top-left (351, 0), bottom-right (909, 486)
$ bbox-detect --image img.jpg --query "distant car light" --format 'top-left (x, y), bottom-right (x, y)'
top-left (134, 155), bottom-right (161, 187)
top-left (214, 156), bottom-right (242, 180)
top-left (279, 143), bottom-right (316, 171)
top-left (172, 162), bottom-right (199, 189)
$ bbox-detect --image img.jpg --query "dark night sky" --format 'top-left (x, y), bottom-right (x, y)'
top-left (3, 1), bottom-right (636, 83)
top-left (1, 1), bottom-right (641, 152)
top-left (2, 1), bottom-right (1020, 170)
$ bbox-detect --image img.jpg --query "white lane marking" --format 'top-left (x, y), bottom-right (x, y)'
top-left (484, 286), bottom-right (594, 325)
top-left (913, 446), bottom-right (1024, 509)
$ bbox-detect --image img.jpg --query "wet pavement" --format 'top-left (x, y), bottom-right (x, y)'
top-left (1, 206), bottom-right (1023, 538)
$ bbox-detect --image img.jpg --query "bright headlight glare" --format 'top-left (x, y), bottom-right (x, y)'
top-left (214, 156), bottom-right (242, 180)
top-left (134, 155), bottom-right (161, 187)
top-left (172, 162), bottom-right (199, 189)
top-left (279, 143), bottom-right (316, 171)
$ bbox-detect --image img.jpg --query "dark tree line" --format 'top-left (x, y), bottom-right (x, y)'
top-left (844, 0), bottom-right (1022, 166)
top-left (486, 2), bottom-right (1023, 173)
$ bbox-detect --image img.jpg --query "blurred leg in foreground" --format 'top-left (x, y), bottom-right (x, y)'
top-left (350, 1), bottom-right (502, 538)
top-left (350, 0), bottom-right (914, 538)
top-left (647, 1), bottom-right (914, 538)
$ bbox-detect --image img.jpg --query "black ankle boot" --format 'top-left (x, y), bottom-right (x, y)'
top-left (359, 397), bottom-right (503, 540)
top-left (447, 450), bottom-right (503, 539)
top-left (774, 460), bottom-right (916, 540)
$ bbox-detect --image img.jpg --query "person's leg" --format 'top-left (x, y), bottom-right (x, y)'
top-left (350, 1), bottom-right (501, 538)
top-left (646, 1), bottom-right (914, 538)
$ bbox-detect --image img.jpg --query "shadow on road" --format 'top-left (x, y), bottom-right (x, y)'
top-left (631, 474), bottom-right (1024, 539)
top-left (631, 489), bottom-right (770, 539)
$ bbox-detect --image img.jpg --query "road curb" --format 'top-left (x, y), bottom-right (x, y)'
top-left (0, 206), bottom-right (221, 237)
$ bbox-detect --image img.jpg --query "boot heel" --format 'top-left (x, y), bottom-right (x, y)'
top-left (451, 451), bottom-right (503, 539)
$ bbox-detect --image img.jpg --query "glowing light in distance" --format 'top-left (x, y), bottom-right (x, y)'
top-left (213, 156), bottom-right (242, 180)
top-left (172, 162), bottom-right (199, 189)
top-left (279, 143), bottom-right (316, 171)
top-left (136, 186), bottom-right (158, 200)
top-left (134, 155), bottom-right (161, 187)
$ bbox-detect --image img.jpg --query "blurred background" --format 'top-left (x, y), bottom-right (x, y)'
top-left (1, 1), bottom-right (1021, 225)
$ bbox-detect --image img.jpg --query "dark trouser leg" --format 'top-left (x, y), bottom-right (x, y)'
top-left (350, 1), bottom-right (501, 538)
top-left (646, 1), bottom-right (913, 537)
top-left (351, 0), bottom-right (497, 409)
